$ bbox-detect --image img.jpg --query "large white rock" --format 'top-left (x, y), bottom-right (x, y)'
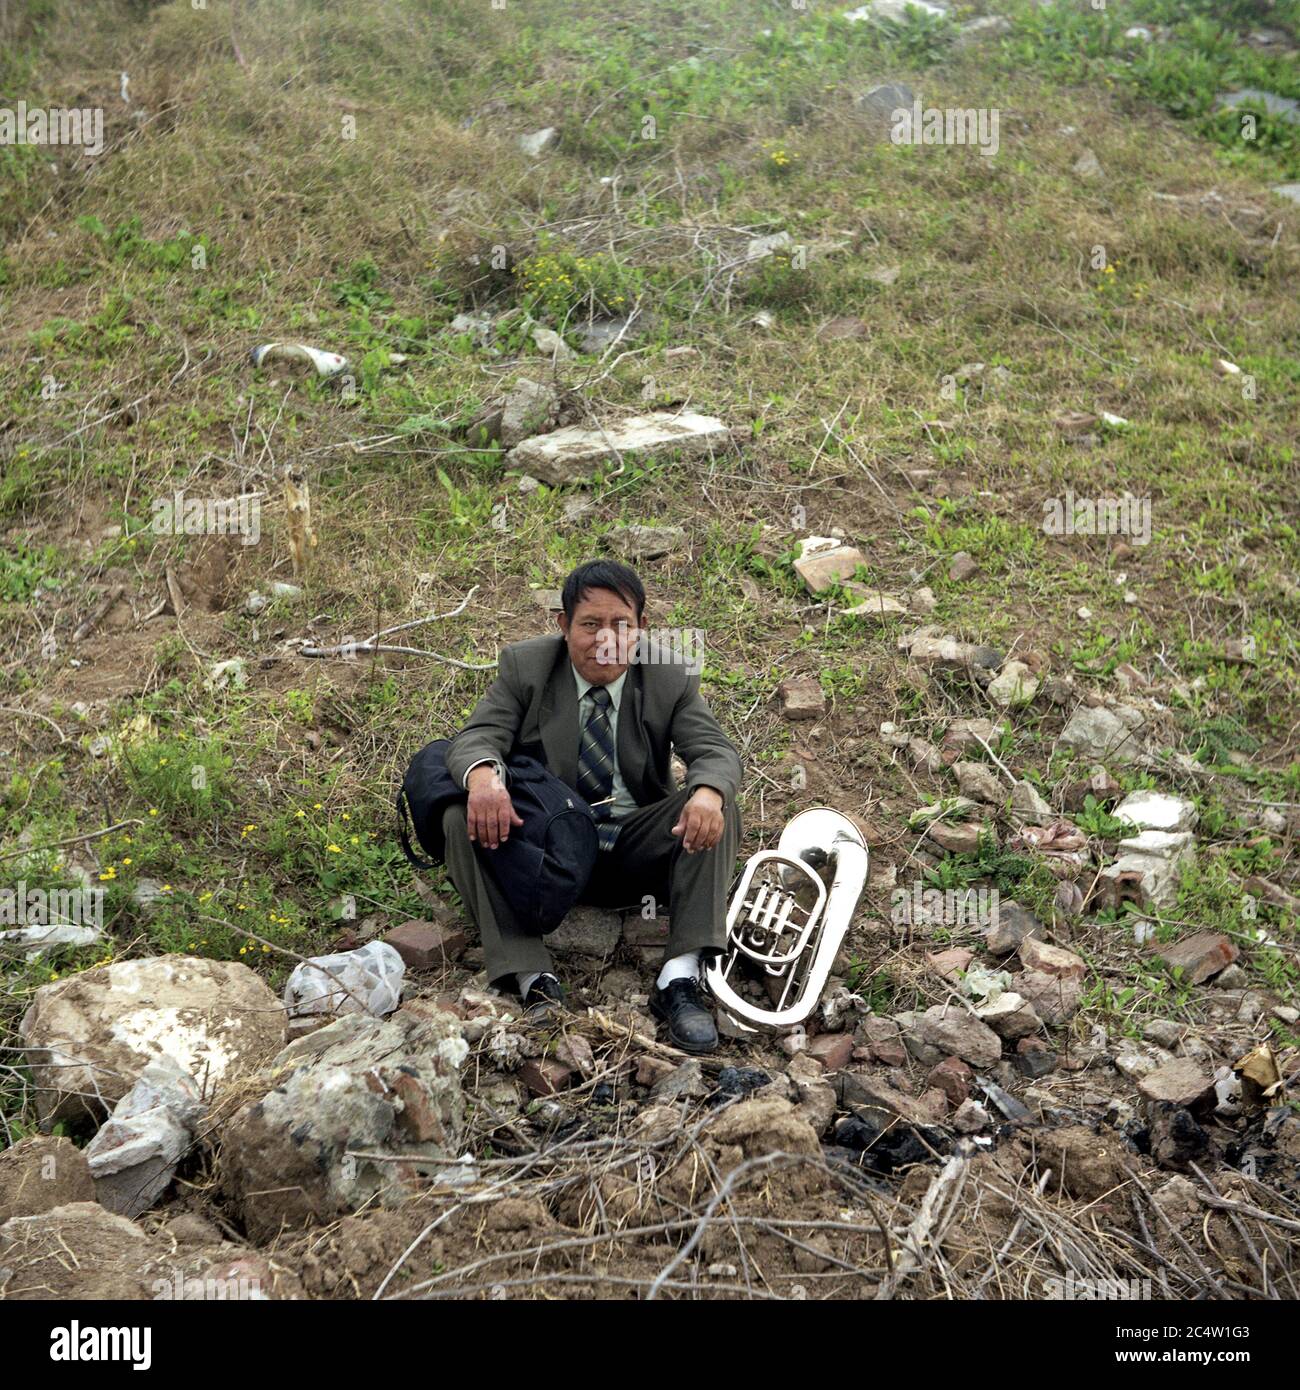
top-left (85, 1057), bottom-right (207, 1218)
top-left (1118, 829), bottom-right (1196, 860)
top-left (220, 1010), bottom-right (468, 1241)
top-left (1099, 830), bottom-right (1196, 911)
top-left (1114, 790), bottom-right (1198, 833)
top-left (506, 411), bottom-right (731, 484)
top-left (20, 955), bottom-right (287, 1124)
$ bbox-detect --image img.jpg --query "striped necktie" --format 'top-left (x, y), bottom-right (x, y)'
top-left (577, 686), bottom-right (620, 850)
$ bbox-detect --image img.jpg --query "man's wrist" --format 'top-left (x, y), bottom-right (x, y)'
top-left (466, 758), bottom-right (506, 790)
top-left (692, 784), bottom-right (725, 808)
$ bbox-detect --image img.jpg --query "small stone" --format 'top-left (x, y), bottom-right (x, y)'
top-left (787, 1054), bottom-right (838, 1136)
top-left (578, 316), bottom-right (641, 354)
top-left (554, 1035), bottom-right (597, 1076)
top-left (613, 523), bottom-right (687, 562)
top-left (926, 947), bottom-right (974, 982)
top-left (636, 1055), bottom-right (676, 1087)
top-left (907, 736), bottom-right (944, 774)
top-left (1016, 1037), bottom-right (1056, 1078)
top-left (840, 586), bottom-right (906, 618)
top-left (794, 1236), bottom-right (835, 1273)
top-left (941, 717), bottom-right (1001, 754)
top-left (793, 537), bottom-right (867, 593)
top-left (986, 901), bottom-right (1042, 955)
top-left (1073, 149), bottom-right (1103, 180)
top-left (856, 1017), bottom-right (907, 1068)
top-left (1141, 1019), bottom-right (1186, 1049)
top-left (837, 1072), bottom-right (934, 1128)
top-left (498, 377), bottom-right (559, 448)
top-left (952, 1099), bottom-right (991, 1133)
top-left (778, 677), bottom-right (826, 721)
top-left (1213, 963), bottom-right (1248, 989)
top-left (976, 992), bottom-right (1040, 1040)
top-left (927, 1056), bottom-right (973, 1107)
top-left (856, 79), bottom-right (916, 113)
top-left (948, 551), bottom-right (978, 582)
top-left (805, 1033), bottom-right (854, 1071)
top-left (519, 1059), bottom-right (573, 1096)
top-left (383, 919), bottom-right (466, 970)
top-left (1114, 1045), bottom-right (1164, 1080)
top-left (902, 630), bottom-right (987, 670)
top-left (988, 661), bottom-right (1039, 707)
top-left (1017, 969), bottom-right (1082, 1024)
top-left (954, 14), bottom-right (1011, 45)
top-left (1154, 931), bottom-right (1238, 985)
top-left (650, 1060), bottom-right (709, 1102)
top-left (1138, 1059), bottom-right (1214, 1108)
top-left (1236, 992), bottom-right (1269, 1026)
top-left (507, 411), bottom-right (729, 485)
top-left (621, 916), bottom-right (670, 949)
top-left (927, 821), bottom-right (985, 854)
top-left (1010, 780), bottom-right (1053, 824)
top-left (890, 1011), bottom-right (941, 1067)
top-left (546, 905), bottom-right (622, 958)
top-left (913, 1005), bottom-right (1002, 1069)
top-left (818, 315), bottom-right (870, 341)
top-left (953, 760), bottom-right (1003, 803)
top-left (1019, 937), bottom-right (1086, 980)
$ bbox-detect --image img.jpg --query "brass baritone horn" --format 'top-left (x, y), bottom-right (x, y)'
top-left (705, 807), bottom-right (869, 1035)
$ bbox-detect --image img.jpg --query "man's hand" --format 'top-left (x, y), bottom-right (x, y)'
top-left (671, 786), bottom-right (725, 854)
top-left (466, 764), bottom-right (523, 849)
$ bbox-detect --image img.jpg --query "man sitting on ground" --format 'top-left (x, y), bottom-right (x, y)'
top-left (442, 559), bottom-right (742, 1054)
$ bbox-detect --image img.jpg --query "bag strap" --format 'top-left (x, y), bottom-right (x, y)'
top-left (395, 788), bottom-right (437, 870)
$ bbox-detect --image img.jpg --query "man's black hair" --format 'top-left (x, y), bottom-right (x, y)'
top-left (561, 560), bottom-right (645, 621)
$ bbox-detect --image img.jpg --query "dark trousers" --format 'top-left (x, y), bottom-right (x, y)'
top-left (441, 787), bottom-right (741, 989)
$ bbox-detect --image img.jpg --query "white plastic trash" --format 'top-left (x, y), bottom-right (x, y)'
top-left (250, 342), bottom-right (349, 378)
top-left (283, 939), bottom-right (405, 1019)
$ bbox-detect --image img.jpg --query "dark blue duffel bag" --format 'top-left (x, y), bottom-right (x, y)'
top-left (396, 739), bottom-right (598, 936)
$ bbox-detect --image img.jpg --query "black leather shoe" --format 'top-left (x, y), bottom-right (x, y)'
top-left (522, 973), bottom-right (566, 1022)
top-left (650, 977), bottom-right (719, 1055)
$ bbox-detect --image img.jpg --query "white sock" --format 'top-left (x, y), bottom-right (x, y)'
top-left (517, 970), bottom-right (543, 997)
top-left (656, 951), bottom-right (700, 990)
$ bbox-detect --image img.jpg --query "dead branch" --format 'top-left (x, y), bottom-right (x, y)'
top-left (73, 584), bottom-right (125, 641)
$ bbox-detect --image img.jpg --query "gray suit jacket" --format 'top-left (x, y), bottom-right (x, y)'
top-left (446, 634), bottom-right (742, 807)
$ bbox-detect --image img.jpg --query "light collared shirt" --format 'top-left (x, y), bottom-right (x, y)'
top-left (573, 665), bottom-right (638, 819)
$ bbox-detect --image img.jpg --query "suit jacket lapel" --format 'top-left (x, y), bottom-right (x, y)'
top-left (540, 646), bottom-right (579, 789)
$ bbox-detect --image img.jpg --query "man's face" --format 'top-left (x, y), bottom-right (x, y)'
top-left (558, 587), bottom-right (641, 685)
